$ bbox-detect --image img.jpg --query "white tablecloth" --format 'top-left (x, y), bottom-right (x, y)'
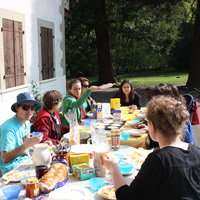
top-left (0, 145), bottom-right (138, 200)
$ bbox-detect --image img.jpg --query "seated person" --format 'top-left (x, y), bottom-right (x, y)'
top-left (139, 83), bottom-right (194, 147)
top-left (113, 79), bottom-right (141, 109)
top-left (0, 92), bottom-right (42, 175)
top-left (78, 77), bottom-right (96, 113)
top-left (61, 79), bottom-right (101, 126)
top-left (104, 96), bottom-right (200, 200)
top-left (144, 85), bottom-right (155, 102)
top-left (33, 90), bottom-right (69, 146)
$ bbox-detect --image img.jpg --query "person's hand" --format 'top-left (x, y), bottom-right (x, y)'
top-left (132, 105), bottom-right (137, 110)
top-left (44, 140), bottom-right (53, 146)
top-left (104, 155), bottom-right (119, 172)
top-left (89, 86), bottom-right (102, 92)
top-left (24, 134), bottom-right (42, 148)
top-left (138, 124), bottom-right (149, 133)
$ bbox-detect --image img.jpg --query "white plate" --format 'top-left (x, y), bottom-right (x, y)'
top-left (98, 185), bottom-right (116, 200)
top-left (86, 113), bottom-right (93, 118)
top-left (127, 129), bottom-right (146, 136)
top-left (3, 171), bottom-right (30, 182)
top-left (99, 83), bottom-right (114, 89)
top-left (49, 185), bottom-right (91, 200)
top-left (70, 144), bottom-right (94, 154)
top-left (120, 106), bottom-right (129, 109)
top-left (126, 121), bottom-right (141, 126)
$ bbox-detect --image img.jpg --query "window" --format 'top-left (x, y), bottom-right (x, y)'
top-left (40, 27), bottom-right (54, 80)
top-left (2, 18), bottom-right (25, 89)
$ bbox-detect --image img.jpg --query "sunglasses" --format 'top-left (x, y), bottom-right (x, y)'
top-left (20, 105), bottom-right (36, 111)
top-left (83, 84), bottom-right (89, 88)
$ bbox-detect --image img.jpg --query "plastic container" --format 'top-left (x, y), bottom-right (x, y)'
top-left (110, 98), bottom-right (120, 110)
top-left (119, 163), bottom-right (134, 174)
top-left (31, 132), bottom-right (43, 137)
top-left (120, 132), bottom-right (130, 140)
top-left (114, 154), bottom-right (124, 163)
top-left (89, 177), bottom-right (105, 191)
top-left (2, 185), bottom-right (21, 199)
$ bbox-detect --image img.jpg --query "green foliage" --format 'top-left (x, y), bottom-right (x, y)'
top-left (66, 0), bottom-right (194, 77)
top-left (31, 80), bottom-right (42, 121)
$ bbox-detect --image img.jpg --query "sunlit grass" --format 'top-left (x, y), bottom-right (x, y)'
top-left (89, 71), bottom-right (188, 88)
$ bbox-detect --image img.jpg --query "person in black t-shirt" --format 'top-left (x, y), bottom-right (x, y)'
top-left (104, 96), bottom-right (200, 200)
top-left (113, 79), bottom-right (141, 109)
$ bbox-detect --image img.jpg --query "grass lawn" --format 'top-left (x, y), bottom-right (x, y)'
top-left (89, 70), bottom-right (189, 88)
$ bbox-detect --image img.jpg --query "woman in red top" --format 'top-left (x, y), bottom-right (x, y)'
top-left (33, 90), bottom-right (69, 145)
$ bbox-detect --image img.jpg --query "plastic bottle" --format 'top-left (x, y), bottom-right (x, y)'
top-left (111, 129), bottom-right (120, 151)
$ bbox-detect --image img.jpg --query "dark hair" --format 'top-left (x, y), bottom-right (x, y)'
top-left (78, 77), bottom-right (91, 87)
top-left (144, 85), bottom-right (155, 102)
top-left (147, 96), bottom-right (188, 140)
top-left (67, 79), bottom-right (81, 91)
top-left (43, 90), bottom-right (63, 110)
top-left (118, 79), bottom-right (135, 103)
top-left (150, 83), bottom-right (173, 97)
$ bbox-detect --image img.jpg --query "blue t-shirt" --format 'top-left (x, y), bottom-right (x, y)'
top-left (184, 119), bottom-right (194, 145)
top-left (0, 115), bottom-right (29, 174)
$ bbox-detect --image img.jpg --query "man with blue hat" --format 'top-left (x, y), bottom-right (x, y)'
top-left (0, 92), bottom-right (42, 175)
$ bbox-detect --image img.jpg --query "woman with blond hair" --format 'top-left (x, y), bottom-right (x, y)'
top-left (104, 96), bottom-right (200, 200)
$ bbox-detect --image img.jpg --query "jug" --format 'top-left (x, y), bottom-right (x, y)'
top-left (27, 143), bottom-right (51, 167)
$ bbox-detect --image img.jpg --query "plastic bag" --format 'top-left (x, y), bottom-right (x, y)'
top-left (64, 108), bottom-right (80, 144)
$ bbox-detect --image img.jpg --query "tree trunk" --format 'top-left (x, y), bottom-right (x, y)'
top-left (187, 0), bottom-right (200, 88)
top-left (93, 0), bottom-right (118, 84)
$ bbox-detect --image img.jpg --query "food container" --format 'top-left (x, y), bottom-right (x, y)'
top-left (113, 109), bottom-right (122, 122)
top-left (2, 185), bottom-right (21, 199)
top-left (69, 153), bottom-right (89, 172)
top-left (93, 103), bottom-right (102, 120)
top-left (110, 98), bottom-right (120, 110)
top-left (72, 163), bottom-right (95, 181)
top-left (89, 177), bottom-right (104, 191)
top-left (25, 177), bottom-right (40, 198)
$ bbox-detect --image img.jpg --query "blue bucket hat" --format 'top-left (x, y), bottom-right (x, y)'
top-left (11, 92), bottom-right (41, 113)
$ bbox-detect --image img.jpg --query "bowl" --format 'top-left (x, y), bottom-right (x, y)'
top-left (89, 177), bottom-right (104, 191)
top-left (20, 176), bottom-right (38, 186)
top-left (119, 163), bottom-right (134, 174)
top-left (2, 185), bottom-right (21, 199)
top-left (113, 154), bottom-right (124, 163)
top-left (120, 132), bottom-right (130, 140)
top-left (31, 132), bottom-right (43, 137)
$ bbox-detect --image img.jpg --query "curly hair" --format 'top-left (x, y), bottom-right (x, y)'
top-left (147, 96), bottom-right (189, 140)
top-left (43, 90), bottom-right (63, 110)
top-left (118, 79), bottom-right (135, 103)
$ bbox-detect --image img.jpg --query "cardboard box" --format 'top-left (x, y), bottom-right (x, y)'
top-left (93, 103), bottom-right (102, 120)
top-left (113, 109), bottom-right (122, 121)
top-left (72, 163), bottom-right (95, 181)
top-left (69, 153), bottom-right (89, 172)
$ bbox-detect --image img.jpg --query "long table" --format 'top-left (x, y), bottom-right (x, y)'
top-left (0, 145), bottom-right (138, 200)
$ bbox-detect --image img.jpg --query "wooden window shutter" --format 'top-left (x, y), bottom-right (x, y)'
top-left (14, 21), bottom-right (25, 86)
top-left (2, 18), bottom-right (24, 88)
top-left (2, 18), bottom-right (15, 88)
top-left (41, 27), bottom-right (54, 80)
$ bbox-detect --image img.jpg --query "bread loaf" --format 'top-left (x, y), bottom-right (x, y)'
top-left (39, 162), bottom-right (68, 193)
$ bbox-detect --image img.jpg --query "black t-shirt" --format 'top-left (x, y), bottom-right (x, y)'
top-left (113, 92), bottom-right (141, 109)
top-left (116, 145), bottom-right (200, 200)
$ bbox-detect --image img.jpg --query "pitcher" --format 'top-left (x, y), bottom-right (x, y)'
top-left (27, 143), bottom-right (51, 167)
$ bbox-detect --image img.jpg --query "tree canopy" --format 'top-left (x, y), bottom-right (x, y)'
top-left (66, 0), bottom-right (197, 85)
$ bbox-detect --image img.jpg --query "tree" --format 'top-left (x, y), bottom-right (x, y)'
top-left (93, 0), bottom-right (118, 84)
top-left (187, 0), bottom-right (200, 88)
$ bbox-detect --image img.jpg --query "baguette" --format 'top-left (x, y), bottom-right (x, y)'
top-left (39, 162), bottom-right (68, 193)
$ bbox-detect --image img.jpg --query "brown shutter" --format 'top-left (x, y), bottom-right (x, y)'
top-left (48, 28), bottom-right (54, 79)
top-left (2, 18), bottom-right (15, 88)
top-left (41, 27), bottom-right (54, 80)
top-left (14, 21), bottom-right (24, 86)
